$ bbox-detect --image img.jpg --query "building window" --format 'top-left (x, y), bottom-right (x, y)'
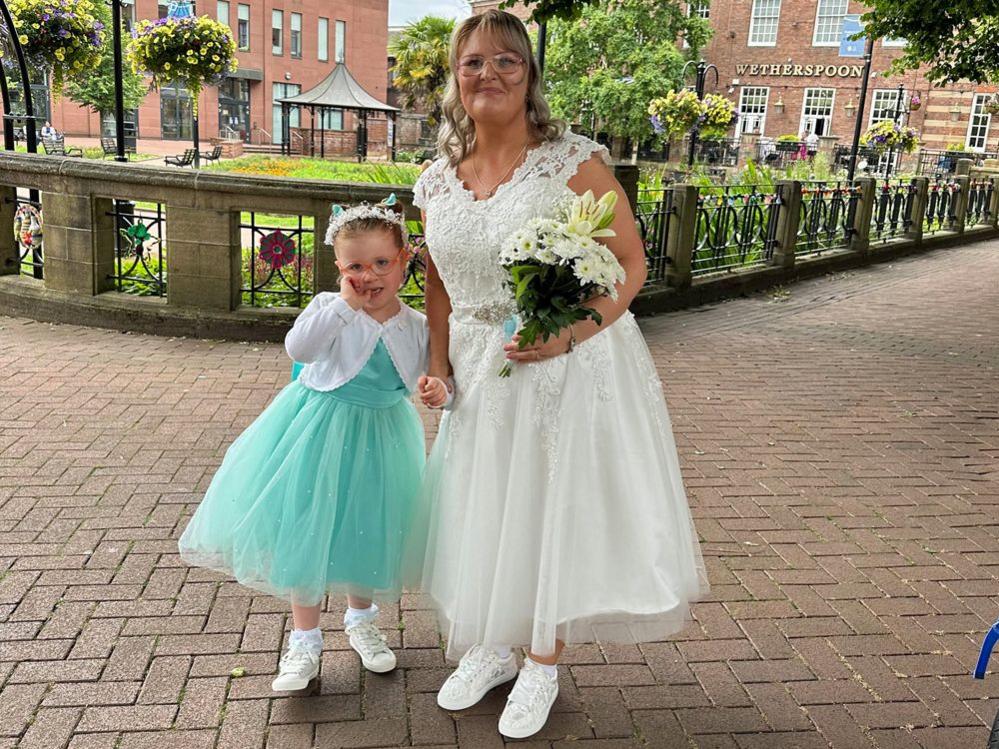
top-left (883, 37), bottom-right (906, 47)
top-left (237, 4), bottom-right (249, 50)
top-left (216, 0), bottom-right (229, 26)
top-left (318, 17), bottom-right (329, 62)
top-left (158, 2), bottom-right (168, 18)
top-left (320, 109), bottom-right (343, 130)
top-left (290, 13), bottom-right (302, 58)
top-left (748, 0), bottom-right (780, 47)
top-left (967, 94), bottom-right (993, 152)
top-left (272, 10), bottom-right (283, 55)
top-left (335, 20), bottom-right (346, 64)
top-left (813, 0), bottom-right (848, 46)
top-left (800, 87), bottom-right (835, 136)
top-left (688, 0), bottom-right (709, 18)
top-left (869, 89), bottom-right (905, 126)
top-left (121, 0), bottom-right (136, 32)
top-left (273, 82), bottom-right (301, 145)
top-left (737, 86), bottom-right (769, 135)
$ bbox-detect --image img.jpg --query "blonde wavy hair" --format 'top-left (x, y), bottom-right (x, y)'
top-left (437, 9), bottom-right (565, 166)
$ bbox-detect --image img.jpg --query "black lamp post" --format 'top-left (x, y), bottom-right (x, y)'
top-left (681, 58), bottom-right (719, 168)
top-left (110, 0), bottom-right (127, 163)
top-left (847, 35), bottom-right (875, 183)
top-left (883, 82), bottom-right (906, 179)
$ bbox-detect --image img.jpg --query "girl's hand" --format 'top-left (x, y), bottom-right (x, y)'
top-left (418, 375), bottom-right (451, 408)
top-left (339, 275), bottom-right (370, 310)
top-left (503, 327), bottom-right (573, 363)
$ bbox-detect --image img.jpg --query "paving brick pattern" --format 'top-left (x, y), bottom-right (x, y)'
top-left (1, 243), bottom-right (998, 748)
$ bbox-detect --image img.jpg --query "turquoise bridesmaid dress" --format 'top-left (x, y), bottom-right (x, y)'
top-left (179, 341), bottom-right (427, 606)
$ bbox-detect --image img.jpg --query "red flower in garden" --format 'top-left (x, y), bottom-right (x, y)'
top-left (259, 230), bottom-right (297, 269)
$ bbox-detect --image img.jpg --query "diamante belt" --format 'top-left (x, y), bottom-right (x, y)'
top-left (451, 301), bottom-right (517, 326)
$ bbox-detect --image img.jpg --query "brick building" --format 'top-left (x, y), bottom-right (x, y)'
top-left (47, 0), bottom-right (390, 147)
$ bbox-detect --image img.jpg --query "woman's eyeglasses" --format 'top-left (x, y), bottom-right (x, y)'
top-left (458, 54), bottom-right (525, 77)
top-left (336, 250), bottom-right (407, 278)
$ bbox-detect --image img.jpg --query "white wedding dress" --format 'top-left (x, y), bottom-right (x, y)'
top-left (413, 130), bottom-right (709, 660)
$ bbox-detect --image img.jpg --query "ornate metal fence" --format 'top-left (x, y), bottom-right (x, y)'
top-left (796, 181), bottom-right (860, 255)
top-left (636, 187), bottom-right (675, 284)
top-left (108, 201), bottom-right (166, 296)
top-left (401, 226), bottom-right (427, 310)
top-left (924, 178), bottom-right (961, 235)
top-left (966, 179), bottom-right (994, 227)
top-left (12, 192), bottom-right (43, 279)
top-left (870, 179), bottom-right (917, 243)
top-left (692, 186), bottom-right (782, 276)
top-left (241, 212), bottom-right (316, 308)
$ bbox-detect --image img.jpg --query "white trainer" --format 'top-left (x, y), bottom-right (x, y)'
top-left (271, 641), bottom-right (320, 691)
top-left (498, 659), bottom-right (559, 739)
top-left (436, 645), bottom-right (518, 711)
top-left (347, 621), bottom-right (397, 673)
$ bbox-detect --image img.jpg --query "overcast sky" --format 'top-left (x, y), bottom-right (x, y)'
top-left (389, 0), bottom-right (471, 26)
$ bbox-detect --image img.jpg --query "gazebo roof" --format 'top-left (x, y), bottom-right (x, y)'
top-left (278, 64), bottom-right (399, 113)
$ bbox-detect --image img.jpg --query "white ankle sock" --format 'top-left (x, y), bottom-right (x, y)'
top-left (527, 657), bottom-right (558, 677)
top-left (344, 603), bottom-right (379, 629)
top-left (289, 627), bottom-right (322, 652)
top-left (494, 646), bottom-right (513, 660)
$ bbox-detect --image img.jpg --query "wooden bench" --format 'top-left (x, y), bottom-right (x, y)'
top-left (41, 136), bottom-right (83, 157)
top-left (165, 148), bottom-right (197, 167)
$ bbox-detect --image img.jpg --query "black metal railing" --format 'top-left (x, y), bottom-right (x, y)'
top-left (796, 181), bottom-right (860, 255)
top-left (636, 187), bottom-right (675, 284)
top-left (108, 201), bottom-right (166, 296)
top-left (924, 178), bottom-right (961, 234)
top-left (690, 138), bottom-right (740, 167)
top-left (241, 212), bottom-right (315, 308)
top-left (400, 226), bottom-right (427, 310)
top-left (870, 179), bottom-right (917, 243)
top-left (757, 140), bottom-right (807, 169)
top-left (966, 179), bottom-right (994, 227)
top-left (916, 149), bottom-right (999, 176)
top-left (12, 193), bottom-right (43, 279)
top-left (692, 186), bottom-right (782, 276)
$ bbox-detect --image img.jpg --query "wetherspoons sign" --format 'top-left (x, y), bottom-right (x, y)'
top-left (735, 63), bottom-right (864, 78)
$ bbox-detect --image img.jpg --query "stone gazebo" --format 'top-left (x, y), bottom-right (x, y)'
top-left (278, 64), bottom-right (400, 161)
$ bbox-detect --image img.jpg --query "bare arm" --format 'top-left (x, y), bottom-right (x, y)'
top-left (422, 211), bottom-right (453, 380)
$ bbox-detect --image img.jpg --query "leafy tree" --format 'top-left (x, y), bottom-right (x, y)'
top-left (862, 0), bottom-right (999, 84)
top-left (389, 16), bottom-right (454, 127)
top-left (504, 0), bottom-right (601, 22)
top-left (544, 0), bottom-right (710, 146)
top-left (63, 1), bottom-right (147, 120)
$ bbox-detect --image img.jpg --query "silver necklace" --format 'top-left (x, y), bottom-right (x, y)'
top-left (470, 143), bottom-right (529, 199)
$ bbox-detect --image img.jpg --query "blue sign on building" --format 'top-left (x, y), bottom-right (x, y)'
top-left (839, 15), bottom-right (865, 58)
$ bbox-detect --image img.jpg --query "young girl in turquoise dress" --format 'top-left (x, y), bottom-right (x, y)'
top-left (179, 195), bottom-right (452, 691)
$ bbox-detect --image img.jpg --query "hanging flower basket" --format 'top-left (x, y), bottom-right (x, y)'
top-left (700, 93), bottom-right (737, 139)
top-left (984, 96), bottom-right (999, 116)
top-left (129, 14), bottom-right (237, 116)
top-left (860, 120), bottom-right (919, 154)
top-left (909, 93), bottom-right (921, 111)
top-left (648, 90), bottom-right (703, 138)
top-left (8, 0), bottom-right (105, 95)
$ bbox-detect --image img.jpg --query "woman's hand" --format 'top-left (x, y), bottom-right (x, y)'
top-left (339, 274), bottom-right (369, 310)
top-left (503, 327), bottom-right (573, 363)
top-left (418, 375), bottom-right (452, 408)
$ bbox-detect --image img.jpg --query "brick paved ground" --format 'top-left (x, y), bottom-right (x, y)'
top-left (1, 242), bottom-right (998, 749)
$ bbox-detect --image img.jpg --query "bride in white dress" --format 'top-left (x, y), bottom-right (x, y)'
top-left (412, 9), bottom-right (709, 740)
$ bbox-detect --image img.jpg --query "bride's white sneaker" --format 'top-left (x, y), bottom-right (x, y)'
top-left (437, 645), bottom-right (518, 711)
top-left (498, 659), bottom-right (559, 739)
top-left (271, 641), bottom-right (321, 691)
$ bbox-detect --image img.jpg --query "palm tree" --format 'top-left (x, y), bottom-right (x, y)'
top-left (389, 16), bottom-right (454, 127)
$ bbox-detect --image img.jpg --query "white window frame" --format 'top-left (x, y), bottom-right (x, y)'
top-left (813, 0), bottom-right (849, 46)
top-left (216, 0), bottom-right (229, 26)
top-left (290, 12), bottom-right (302, 58)
top-left (869, 89), bottom-right (905, 126)
top-left (737, 86), bottom-right (769, 136)
top-left (967, 94), bottom-right (993, 152)
top-left (748, 0), bottom-right (781, 47)
top-left (272, 9), bottom-right (283, 56)
top-left (237, 4), bottom-right (250, 51)
top-left (318, 17), bottom-right (329, 62)
top-left (683, 0), bottom-right (710, 48)
top-left (799, 87), bottom-right (835, 136)
top-left (882, 37), bottom-right (906, 47)
top-left (335, 20), bottom-right (346, 64)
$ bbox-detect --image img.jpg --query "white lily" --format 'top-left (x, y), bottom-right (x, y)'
top-left (566, 190), bottom-right (618, 238)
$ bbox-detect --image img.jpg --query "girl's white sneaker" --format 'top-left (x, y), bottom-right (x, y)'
top-left (498, 659), bottom-right (559, 739)
top-left (437, 645), bottom-right (518, 711)
top-left (346, 621), bottom-right (397, 673)
top-left (271, 641), bottom-right (321, 691)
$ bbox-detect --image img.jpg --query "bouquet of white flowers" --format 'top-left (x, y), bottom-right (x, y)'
top-left (497, 189), bottom-right (626, 377)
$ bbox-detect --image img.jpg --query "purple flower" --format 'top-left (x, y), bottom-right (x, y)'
top-left (650, 114), bottom-right (664, 134)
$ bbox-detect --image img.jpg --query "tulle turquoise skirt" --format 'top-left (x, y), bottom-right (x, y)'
top-left (179, 348), bottom-right (427, 606)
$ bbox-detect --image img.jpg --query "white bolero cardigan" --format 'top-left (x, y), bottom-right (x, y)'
top-left (285, 293), bottom-right (429, 393)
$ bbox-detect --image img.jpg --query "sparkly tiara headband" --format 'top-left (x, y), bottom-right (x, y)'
top-left (324, 193), bottom-right (409, 246)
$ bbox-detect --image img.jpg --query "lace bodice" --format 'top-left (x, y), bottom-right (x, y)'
top-left (413, 131), bottom-right (611, 311)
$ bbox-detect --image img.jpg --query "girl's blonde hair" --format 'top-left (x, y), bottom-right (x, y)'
top-left (437, 9), bottom-right (565, 166)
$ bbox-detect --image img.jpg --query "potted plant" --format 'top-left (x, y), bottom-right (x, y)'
top-left (129, 14), bottom-right (238, 116)
top-left (859, 120), bottom-right (919, 154)
top-left (9, 0), bottom-right (105, 94)
top-left (775, 133), bottom-right (802, 152)
top-left (985, 96), bottom-right (999, 116)
top-left (909, 93), bottom-right (921, 111)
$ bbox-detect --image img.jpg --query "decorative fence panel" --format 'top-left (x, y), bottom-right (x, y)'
top-left (692, 186), bottom-right (782, 276)
top-left (797, 181), bottom-right (860, 255)
top-left (13, 192), bottom-right (43, 279)
top-left (241, 212), bottom-right (316, 308)
top-left (924, 178), bottom-right (961, 235)
top-left (966, 179), bottom-right (994, 227)
top-left (108, 201), bottom-right (166, 296)
top-left (636, 187), bottom-right (675, 284)
top-left (870, 179), bottom-right (917, 243)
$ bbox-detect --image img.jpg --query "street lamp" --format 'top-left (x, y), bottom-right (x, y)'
top-left (883, 82), bottom-right (906, 179)
top-left (109, 0), bottom-right (127, 163)
top-left (681, 58), bottom-right (719, 168)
